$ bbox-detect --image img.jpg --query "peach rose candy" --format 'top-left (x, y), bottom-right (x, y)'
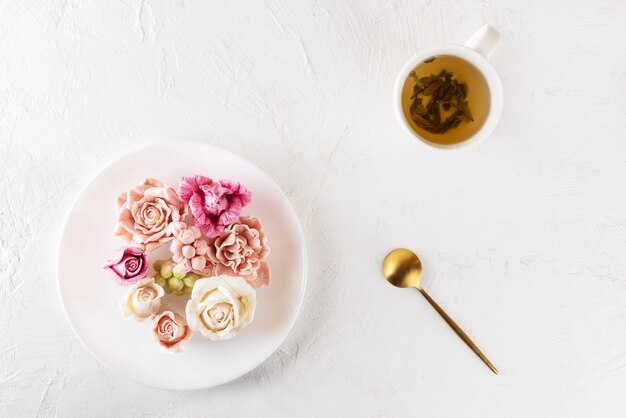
top-left (115, 178), bottom-right (188, 252)
top-left (207, 216), bottom-right (270, 288)
top-left (152, 311), bottom-right (192, 353)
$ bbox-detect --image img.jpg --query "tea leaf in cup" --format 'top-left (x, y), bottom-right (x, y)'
top-left (407, 62), bottom-right (473, 135)
top-left (401, 54), bottom-right (491, 145)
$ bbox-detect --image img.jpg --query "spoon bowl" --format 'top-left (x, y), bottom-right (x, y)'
top-left (382, 248), bottom-right (423, 289)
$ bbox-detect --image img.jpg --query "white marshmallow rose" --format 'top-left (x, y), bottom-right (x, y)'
top-left (120, 277), bottom-right (165, 321)
top-left (185, 276), bottom-right (256, 341)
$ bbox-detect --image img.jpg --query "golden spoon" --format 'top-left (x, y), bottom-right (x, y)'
top-left (382, 248), bottom-right (499, 374)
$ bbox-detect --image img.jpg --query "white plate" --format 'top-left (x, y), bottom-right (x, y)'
top-left (57, 142), bottom-right (307, 390)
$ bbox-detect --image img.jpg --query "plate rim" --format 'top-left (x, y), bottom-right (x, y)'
top-left (56, 141), bottom-right (308, 390)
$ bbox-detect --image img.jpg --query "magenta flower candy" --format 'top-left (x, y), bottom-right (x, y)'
top-left (178, 176), bottom-right (252, 238)
top-left (103, 247), bottom-right (148, 286)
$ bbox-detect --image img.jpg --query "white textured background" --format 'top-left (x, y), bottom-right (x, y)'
top-left (2, 1), bottom-right (626, 417)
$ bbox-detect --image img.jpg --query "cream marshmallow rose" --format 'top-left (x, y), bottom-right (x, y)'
top-left (185, 276), bottom-right (256, 341)
top-left (120, 277), bottom-right (165, 321)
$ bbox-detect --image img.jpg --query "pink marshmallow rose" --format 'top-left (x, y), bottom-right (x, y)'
top-left (178, 176), bottom-right (252, 238)
top-left (103, 247), bottom-right (148, 286)
top-left (115, 178), bottom-right (189, 252)
top-left (152, 311), bottom-right (192, 353)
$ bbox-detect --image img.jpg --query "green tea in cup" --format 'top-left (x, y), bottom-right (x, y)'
top-left (400, 55), bottom-right (491, 146)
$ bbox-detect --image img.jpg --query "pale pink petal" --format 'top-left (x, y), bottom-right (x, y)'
top-left (245, 262), bottom-right (270, 288)
top-left (143, 178), bottom-right (164, 188)
top-left (116, 193), bottom-right (126, 210)
top-left (144, 241), bottom-right (164, 252)
top-left (240, 216), bottom-right (262, 230)
top-left (215, 263), bottom-right (234, 276)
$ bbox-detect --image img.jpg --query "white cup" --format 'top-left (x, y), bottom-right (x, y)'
top-left (393, 25), bottom-right (503, 150)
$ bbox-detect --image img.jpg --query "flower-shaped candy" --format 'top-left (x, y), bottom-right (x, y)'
top-left (103, 246), bottom-right (148, 286)
top-left (168, 222), bottom-right (213, 276)
top-left (152, 311), bottom-right (192, 353)
top-left (119, 278), bottom-right (164, 321)
top-left (178, 176), bottom-right (251, 238)
top-left (207, 216), bottom-right (270, 288)
top-left (115, 178), bottom-right (188, 252)
top-left (185, 276), bottom-right (256, 341)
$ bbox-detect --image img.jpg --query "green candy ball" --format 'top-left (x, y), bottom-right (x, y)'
top-left (168, 277), bottom-right (184, 291)
top-left (155, 276), bottom-right (167, 288)
top-left (160, 263), bottom-right (174, 279)
top-left (172, 265), bottom-right (186, 279)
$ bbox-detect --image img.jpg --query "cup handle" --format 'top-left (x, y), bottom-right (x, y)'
top-left (465, 24), bottom-right (501, 59)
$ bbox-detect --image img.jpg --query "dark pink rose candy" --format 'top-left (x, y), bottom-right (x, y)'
top-left (103, 247), bottom-right (148, 286)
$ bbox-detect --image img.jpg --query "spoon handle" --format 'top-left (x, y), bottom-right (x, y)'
top-left (418, 288), bottom-right (499, 375)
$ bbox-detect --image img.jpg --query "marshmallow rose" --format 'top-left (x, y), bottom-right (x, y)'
top-left (152, 311), bottom-right (192, 353)
top-left (119, 278), bottom-right (164, 321)
top-left (115, 178), bottom-right (188, 252)
top-left (185, 276), bottom-right (256, 341)
top-left (103, 246), bottom-right (148, 286)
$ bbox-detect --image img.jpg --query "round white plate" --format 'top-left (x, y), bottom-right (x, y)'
top-left (57, 142), bottom-right (307, 390)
